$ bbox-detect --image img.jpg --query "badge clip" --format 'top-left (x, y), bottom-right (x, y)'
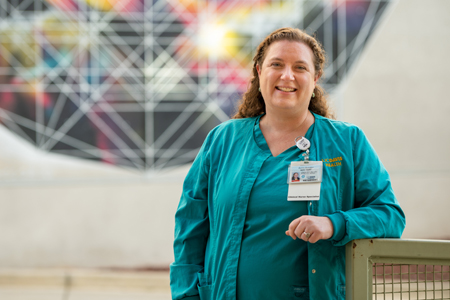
top-left (295, 136), bottom-right (310, 161)
top-left (302, 149), bottom-right (310, 162)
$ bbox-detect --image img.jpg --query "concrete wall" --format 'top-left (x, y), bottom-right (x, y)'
top-left (0, 0), bottom-right (449, 268)
top-left (341, 0), bottom-right (450, 239)
top-left (0, 125), bottom-right (186, 268)
top-left (0, 180), bottom-right (183, 268)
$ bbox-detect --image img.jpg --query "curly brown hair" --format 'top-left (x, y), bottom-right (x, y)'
top-left (233, 27), bottom-right (334, 119)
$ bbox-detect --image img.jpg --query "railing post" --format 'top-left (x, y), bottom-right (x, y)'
top-left (346, 239), bottom-right (373, 300)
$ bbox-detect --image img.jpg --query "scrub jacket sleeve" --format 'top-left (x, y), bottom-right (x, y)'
top-left (332, 128), bottom-right (406, 246)
top-left (170, 132), bottom-right (212, 300)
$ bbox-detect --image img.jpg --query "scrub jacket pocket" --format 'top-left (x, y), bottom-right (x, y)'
top-left (197, 272), bottom-right (213, 300)
top-left (197, 284), bottom-right (213, 300)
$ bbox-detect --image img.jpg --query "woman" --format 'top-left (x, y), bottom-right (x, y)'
top-left (170, 27), bottom-right (405, 300)
top-left (292, 172), bottom-right (300, 182)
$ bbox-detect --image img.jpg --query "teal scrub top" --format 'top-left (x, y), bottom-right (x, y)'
top-left (236, 116), bottom-right (311, 299)
top-left (170, 113), bottom-right (405, 300)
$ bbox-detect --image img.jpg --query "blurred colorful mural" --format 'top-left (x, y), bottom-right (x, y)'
top-left (0, 0), bottom-right (391, 170)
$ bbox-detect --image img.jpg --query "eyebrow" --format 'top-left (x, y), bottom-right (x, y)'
top-left (268, 57), bottom-right (309, 64)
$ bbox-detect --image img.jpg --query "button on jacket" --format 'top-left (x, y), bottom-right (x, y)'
top-left (170, 113), bottom-right (406, 300)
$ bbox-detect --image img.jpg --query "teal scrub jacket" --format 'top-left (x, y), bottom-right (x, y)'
top-left (170, 113), bottom-right (406, 300)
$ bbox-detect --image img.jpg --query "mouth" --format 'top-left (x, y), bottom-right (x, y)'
top-left (276, 86), bottom-right (297, 92)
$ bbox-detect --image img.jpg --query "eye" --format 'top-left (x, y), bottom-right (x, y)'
top-left (271, 62), bottom-right (281, 67)
top-left (296, 65), bottom-right (306, 70)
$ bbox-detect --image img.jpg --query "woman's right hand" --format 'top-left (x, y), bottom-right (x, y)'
top-left (285, 215), bottom-right (334, 243)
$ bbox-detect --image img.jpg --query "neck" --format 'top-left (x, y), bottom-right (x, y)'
top-left (260, 109), bottom-right (313, 135)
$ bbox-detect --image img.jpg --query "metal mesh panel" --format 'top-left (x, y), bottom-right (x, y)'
top-left (372, 263), bottom-right (450, 300)
top-left (346, 239), bottom-right (450, 300)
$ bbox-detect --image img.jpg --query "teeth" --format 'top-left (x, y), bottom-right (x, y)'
top-left (277, 87), bottom-right (296, 92)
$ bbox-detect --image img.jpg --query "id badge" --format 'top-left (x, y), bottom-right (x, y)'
top-left (287, 161), bottom-right (322, 201)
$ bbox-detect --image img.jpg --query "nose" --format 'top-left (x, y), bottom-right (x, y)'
top-left (280, 67), bottom-right (294, 80)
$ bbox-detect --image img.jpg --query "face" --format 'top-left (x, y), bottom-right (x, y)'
top-left (257, 40), bottom-right (319, 115)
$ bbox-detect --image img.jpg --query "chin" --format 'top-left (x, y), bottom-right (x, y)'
top-left (274, 101), bottom-right (304, 110)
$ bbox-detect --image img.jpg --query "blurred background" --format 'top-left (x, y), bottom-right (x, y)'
top-left (0, 0), bottom-right (449, 298)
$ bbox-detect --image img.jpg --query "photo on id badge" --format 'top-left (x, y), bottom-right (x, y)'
top-left (290, 166), bottom-right (309, 183)
top-left (291, 172), bottom-right (300, 182)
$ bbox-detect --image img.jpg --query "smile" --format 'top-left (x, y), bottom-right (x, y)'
top-left (276, 87), bottom-right (297, 92)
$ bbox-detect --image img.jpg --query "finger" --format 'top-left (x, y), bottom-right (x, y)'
top-left (301, 230), bottom-right (311, 242)
top-left (307, 232), bottom-right (318, 243)
top-left (295, 226), bottom-right (305, 239)
top-left (288, 218), bottom-right (302, 240)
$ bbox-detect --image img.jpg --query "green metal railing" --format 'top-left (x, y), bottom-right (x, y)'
top-left (346, 239), bottom-right (450, 300)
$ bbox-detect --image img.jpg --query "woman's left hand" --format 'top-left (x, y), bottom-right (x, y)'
top-left (285, 216), bottom-right (334, 243)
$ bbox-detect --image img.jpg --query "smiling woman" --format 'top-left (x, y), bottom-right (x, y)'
top-left (234, 27), bottom-right (332, 121)
top-left (170, 27), bottom-right (405, 300)
top-left (257, 41), bottom-right (318, 116)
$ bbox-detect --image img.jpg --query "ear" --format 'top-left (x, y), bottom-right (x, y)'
top-left (256, 64), bottom-right (261, 77)
top-left (314, 71), bottom-right (321, 84)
